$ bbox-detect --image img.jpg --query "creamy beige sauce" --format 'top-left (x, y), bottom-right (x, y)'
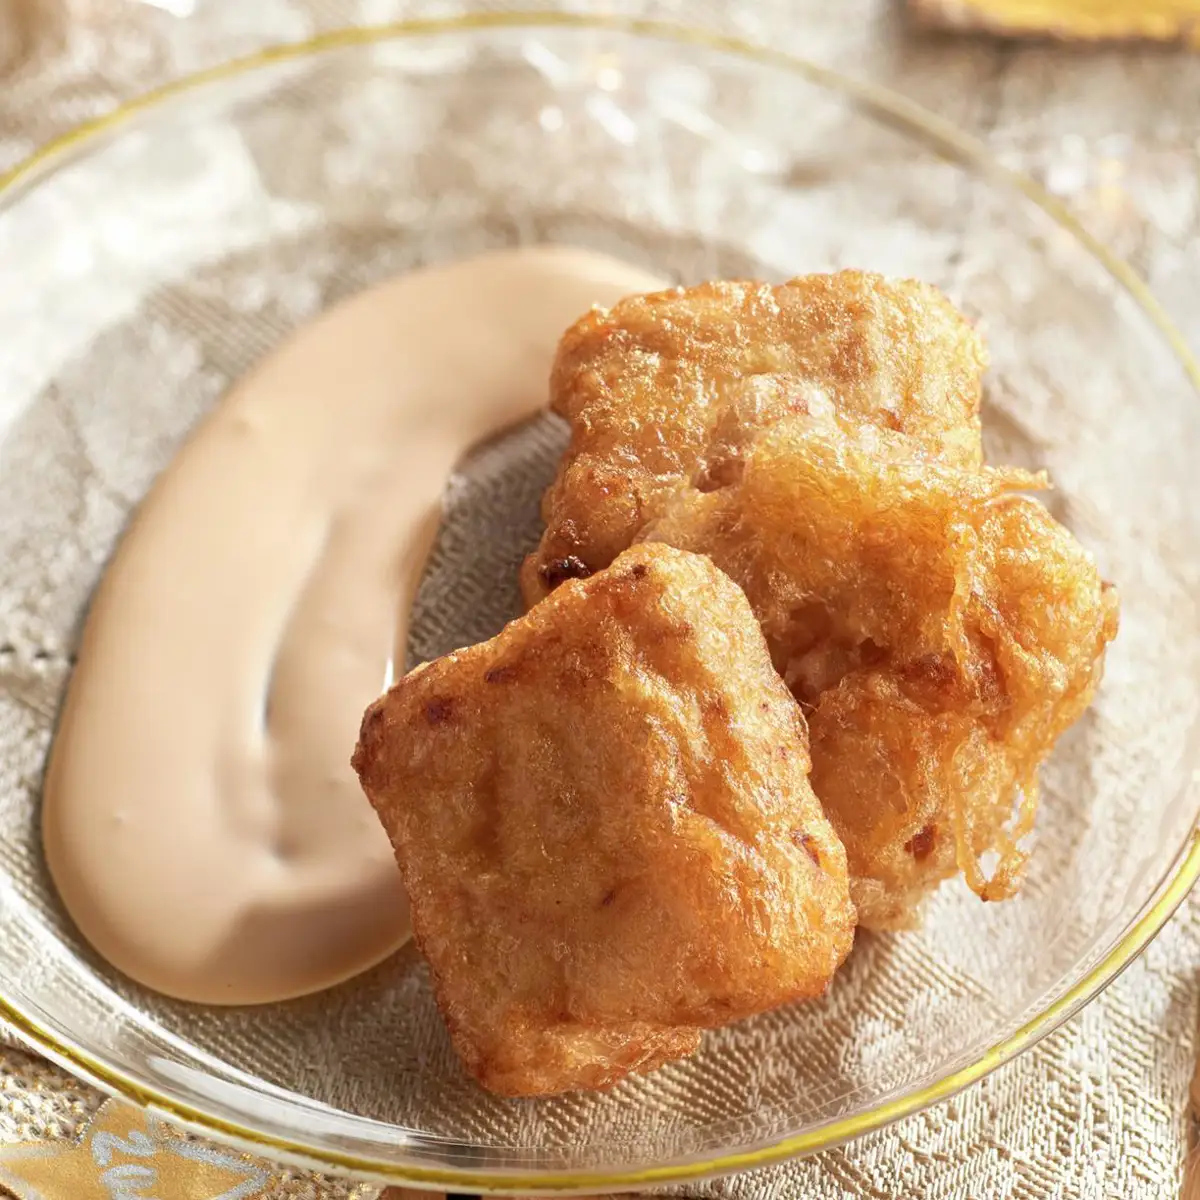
top-left (42, 246), bottom-right (664, 1006)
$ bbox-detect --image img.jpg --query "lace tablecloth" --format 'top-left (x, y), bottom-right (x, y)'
top-left (1, 3), bottom-right (1199, 1198)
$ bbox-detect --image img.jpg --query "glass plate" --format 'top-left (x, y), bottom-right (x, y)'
top-left (0, 13), bottom-right (1198, 1193)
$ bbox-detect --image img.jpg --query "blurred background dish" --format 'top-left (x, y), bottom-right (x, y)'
top-left (910, 0), bottom-right (1200, 46)
top-left (0, 13), bottom-right (1198, 1192)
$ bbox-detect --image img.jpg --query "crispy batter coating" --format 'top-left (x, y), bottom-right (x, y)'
top-left (521, 271), bottom-right (987, 605)
top-left (643, 417), bottom-right (1118, 921)
top-left (641, 420), bottom-right (1041, 683)
top-left (353, 544), bottom-right (855, 1096)
top-left (641, 419), bottom-right (1118, 925)
top-left (523, 274), bottom-right (1119, 929)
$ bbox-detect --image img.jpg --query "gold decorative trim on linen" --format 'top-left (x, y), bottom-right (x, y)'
top-left (0, 1099), bottom-right (274, 1200)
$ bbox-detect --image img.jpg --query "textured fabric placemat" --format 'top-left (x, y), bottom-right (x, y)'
top-left (1, 4), bottom-right (1199, 1199)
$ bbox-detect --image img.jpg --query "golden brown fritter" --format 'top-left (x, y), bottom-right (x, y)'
top-left (640, 418), bottom-right (1118, 925)
top-left (522, 270), bottom-right (988, 605)
top-left (641, 419), bottom-right (1042, 686)
top-left (522, 274), bottom-right (1119, 929)
top-left (353, 543), bottom-right (855, 1097)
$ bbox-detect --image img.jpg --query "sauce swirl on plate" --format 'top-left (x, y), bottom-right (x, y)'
top-left (42, 246), bottom-right (663, 1005)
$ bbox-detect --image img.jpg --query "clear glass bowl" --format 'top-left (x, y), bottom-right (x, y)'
top-left (0, 14), bottom-right (1198, 1193)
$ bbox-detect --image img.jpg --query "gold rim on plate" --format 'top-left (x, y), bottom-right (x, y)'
top-left (1, 11), bottom-right (1198, 1193)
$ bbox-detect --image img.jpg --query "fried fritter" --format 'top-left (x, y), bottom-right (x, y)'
top-left (353, 543), bottom-right (855, 1096)
top-left (523, 275), bottom-right (1119, 929)
top-left (522, 270), bottom-right (987, 605)
top-left (641, 419), bottom-right (1042, 685)
top-left (640, 418), bottom-right (1117, 925)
